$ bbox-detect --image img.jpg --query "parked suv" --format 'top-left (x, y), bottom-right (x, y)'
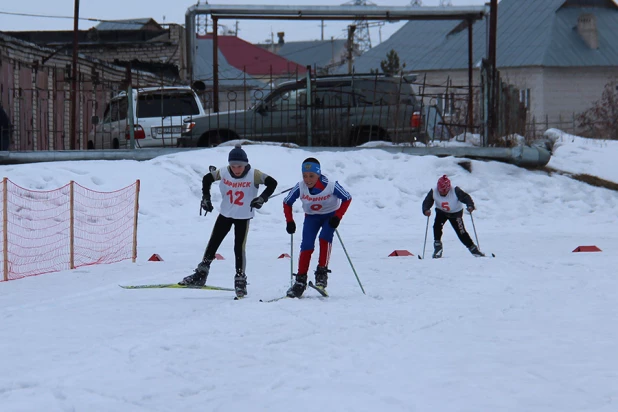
top-left (178, 74), bottom-right (422, 147)
top-left (89, 86), bottom-right (206, 149)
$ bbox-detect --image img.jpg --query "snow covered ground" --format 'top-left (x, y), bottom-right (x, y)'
top-left (1, 134), bottom-right (617, 411)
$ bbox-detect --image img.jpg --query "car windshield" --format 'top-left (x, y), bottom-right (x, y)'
top-left (136, 91), bottom-right (200, 118)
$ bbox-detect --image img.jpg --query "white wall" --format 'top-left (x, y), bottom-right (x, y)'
top-left (541, 66), bottom-right (618, 126)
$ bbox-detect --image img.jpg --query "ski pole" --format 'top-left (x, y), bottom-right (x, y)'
top-left (420, 214), bottom-right (429, 260)
top-left (470, 212), bottom-right (480, 250)
top-left (335, 229), bottom-right (365, 295)
top-left (290, 233), bottom-right (294, 288)
top-left (269, 187), bottom-right (293, 199)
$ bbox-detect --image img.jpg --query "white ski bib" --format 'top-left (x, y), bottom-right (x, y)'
top-left (432, 187), bottom-right (463, 213)
top-left (219, 167), bottom-right (259, 219)
top-left (299, 180), bottom-right (340, 214)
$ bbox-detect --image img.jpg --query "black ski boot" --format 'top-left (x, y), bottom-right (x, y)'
top-left (179, 260), bottom-right (210, 286)
top-left (314, 266), bottom-right (331, 288)
top-left (234, 269), bottom-right (248, 298)
top-left (469, 245), bottom-right (485, 257)
top-left (286, 273), bottom-right (307, 298)
top-left (432, 241), bottom-right (443, 259)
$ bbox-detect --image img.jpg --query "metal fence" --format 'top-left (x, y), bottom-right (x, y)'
top-left (0, 59), bottom-right (537, 151)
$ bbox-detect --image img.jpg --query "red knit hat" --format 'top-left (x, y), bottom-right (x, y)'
top-left (437, 175), bottom-right (451, 193)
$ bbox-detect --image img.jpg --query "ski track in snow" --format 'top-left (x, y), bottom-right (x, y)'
top-left (1, 140), bottom-right (618, 411)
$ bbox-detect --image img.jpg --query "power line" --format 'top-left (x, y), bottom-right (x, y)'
top-left (0, 9), bottom-right (161, 26)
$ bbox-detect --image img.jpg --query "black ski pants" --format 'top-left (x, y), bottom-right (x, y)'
top-left (202, 214), bottom-right (250, 273)
top-left (433, 208), bottom-right (474, 248)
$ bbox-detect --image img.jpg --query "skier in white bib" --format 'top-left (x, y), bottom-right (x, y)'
top-left (422, 175), bottom-right (484, 258)
top-left (179, 145), bottom-right (278, 298)
top-left (283, 157), bottom-right (352, 297)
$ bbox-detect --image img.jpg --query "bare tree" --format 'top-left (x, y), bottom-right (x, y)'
top-left (577, 80), bottom-right (618, 139)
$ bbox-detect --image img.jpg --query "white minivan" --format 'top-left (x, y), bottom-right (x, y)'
top-left (89, 86), bottom-right (205, 149)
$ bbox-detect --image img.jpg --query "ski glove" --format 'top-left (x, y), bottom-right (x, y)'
top-left (286, 221), bottom-right (296, 234)
top-left (329, 215), bottom-right (340, 229)
top-left (201, 197), bottom-right (214, 213)
top-left (250, 196), bottom-right (265, 209)
top-left (423, 210), bottom-right (431, 217)
top-left (467, 206), bottom-right (475, 213)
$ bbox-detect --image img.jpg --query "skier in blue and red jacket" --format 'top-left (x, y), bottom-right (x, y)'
top-left (283, 157), bottom-right (352, 297)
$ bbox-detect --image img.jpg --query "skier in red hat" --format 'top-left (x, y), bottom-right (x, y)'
top-left (422, 175), bottom-right (484, 258)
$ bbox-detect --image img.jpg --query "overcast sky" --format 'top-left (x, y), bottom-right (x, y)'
top-left (0, 0), bottom-right (487, 45)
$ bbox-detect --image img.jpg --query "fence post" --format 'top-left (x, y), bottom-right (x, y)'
top-left (532, 116), bottom-right (536, 140)
top-left (70, 180), bottom-right (75, 269)
top-left (3, 177), bottom-right (8, 281)
top-left (132, 179), bottom-right (140, 263)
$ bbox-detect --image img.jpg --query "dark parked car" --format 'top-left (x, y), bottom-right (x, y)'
top-left (178, 74), bottom-right (423, 147)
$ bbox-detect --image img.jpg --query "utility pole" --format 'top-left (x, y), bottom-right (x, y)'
top-left (347, 24), bottom-right (356, 74)
top-left (70, 0), bottom-right (80, 150)
top-left (488, 0), bottom-right (497, 70)
top-left (488, 0), bottom-right (498, 144)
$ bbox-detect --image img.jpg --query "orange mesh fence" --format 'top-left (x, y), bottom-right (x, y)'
top-left (0, 178), bottom-right (140, 281)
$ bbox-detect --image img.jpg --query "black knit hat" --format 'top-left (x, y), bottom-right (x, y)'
top-left (228, 144), bottom-right (248, 166)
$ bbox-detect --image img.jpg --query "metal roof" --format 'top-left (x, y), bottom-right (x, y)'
top-left (95, 18), bottom-right (160, 31)
top-left (200, 35), bottom-right (307, 77)
top-left (271, 39), bottom-right (348, 70)
top-left (349, 0), bottom-right (618, 72)
top-left (193, 38), bottom-right (265, 88)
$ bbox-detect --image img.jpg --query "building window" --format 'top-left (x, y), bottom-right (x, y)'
top-left (519, 88), bottom-right (530, 108)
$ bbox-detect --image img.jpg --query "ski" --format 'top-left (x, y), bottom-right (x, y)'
top-left (119, 283), bottom-right (234, 291)
top-left (259, 296), bottom-right (291, 303)
top-left (308, 281), bottom-right (329, 297)
top-left (419, 252), bottom-right (495, 259)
